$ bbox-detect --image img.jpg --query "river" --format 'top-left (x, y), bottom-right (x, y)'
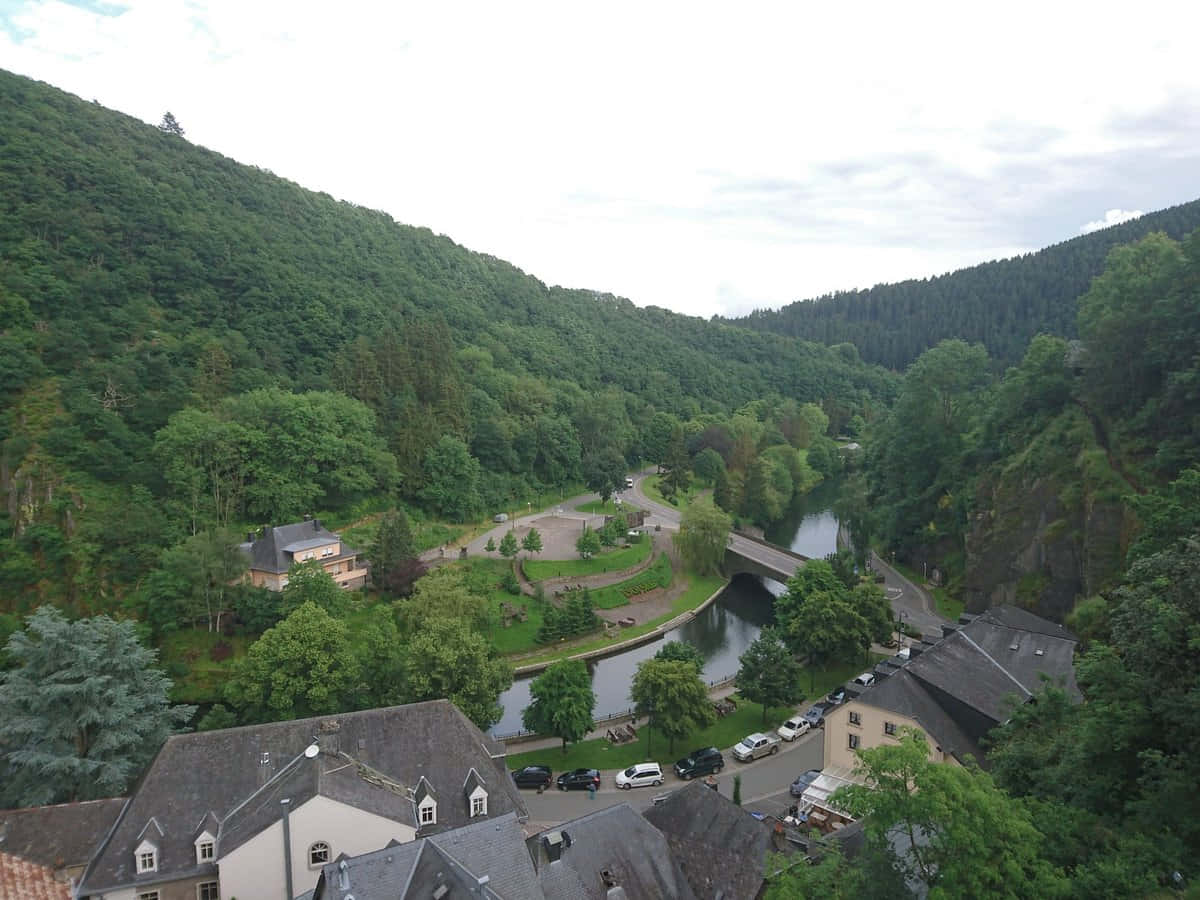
top-left (490, 478), bottom-right (843, 736)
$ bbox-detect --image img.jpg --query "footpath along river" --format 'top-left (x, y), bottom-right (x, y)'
top-left (489, 478), bottom-right (843, 736)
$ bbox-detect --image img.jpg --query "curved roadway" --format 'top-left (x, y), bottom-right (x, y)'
top-left (628, 470), bottom-right (808, 583)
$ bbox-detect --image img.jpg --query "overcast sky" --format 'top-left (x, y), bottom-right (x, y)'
top-left (3, 1), bottom-right (1199, 318)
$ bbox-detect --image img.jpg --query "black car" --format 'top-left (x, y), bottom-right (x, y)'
top-left (790, 768), bottom-right (821, 797)
top-left (557, 768), bottom-right (601, 791)
top-left (511, 765), bottom-right (553, 789)
top-left (802, 701), bottom-right (834, 728)
top-left (673, 747), bottom-right (724, 780)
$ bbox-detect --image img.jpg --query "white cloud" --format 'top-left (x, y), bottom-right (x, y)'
top-left (2, 0), bottom-right (1199, 317)
top-left (1079, 208), bottom-right (1146, 235)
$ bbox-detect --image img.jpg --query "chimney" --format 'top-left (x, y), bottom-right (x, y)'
top-left (318, 719), bottom-right (341, 754)
top-left (940, 623), bottom-right (960, 638)
top-left (542, 832), bottom-right (565, 862)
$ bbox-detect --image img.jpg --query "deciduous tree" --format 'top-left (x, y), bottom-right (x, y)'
top-left (576, 527), bottom-right (601, 560)
top-left (631, 658), bottom-right (714, 754)
top-left (522, 659), bottom-right (596, 753)
top-left (736, 627), bottom-right (803, 725)
top-left (672, 497), bottom-right (730, 575)
top-left (499, 530), bottom-right (519, 560)
top-left (521, 527), bottom-right (543, 557)
top-left (402, 617), bottom-right (512, 729)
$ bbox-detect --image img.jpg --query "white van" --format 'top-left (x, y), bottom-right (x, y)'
top-left (625, 476), bottom-right (635, 488)
top-left (615, 762), bottom-right (663, 789)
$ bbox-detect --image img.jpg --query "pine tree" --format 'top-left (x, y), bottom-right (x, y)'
top-left (0, 607), bottom-right (196, 807)
top-left (521, 528), bottom-right (543, 557)
top-left (158, 111), bottom-right (185, 137)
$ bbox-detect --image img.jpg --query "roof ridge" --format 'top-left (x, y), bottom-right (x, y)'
top-left (956, 630), bottom-right (1032, 698)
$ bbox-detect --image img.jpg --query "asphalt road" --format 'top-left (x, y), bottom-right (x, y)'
top-left (519, 724), bottom-right (825, 830)
top-left (869, 550), bottom-right (947, 640)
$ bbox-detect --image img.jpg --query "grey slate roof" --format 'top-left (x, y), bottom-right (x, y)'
top-left (642, 781), bottom-right (770, 900)
top-left (0, 798), bottom-right (125, 871)
top-left (239, 519), bottom-right (357, 574)
top-left (851, 669), bottom-right (984, 764)
top-left (530, 804), bottom-right (696, 900)
top-left (905, 609), bottom-right (1079, 726)
top-left (313, 812), bottom-right (540, 899)
top-left (77, 701), bottom-right (526, 897)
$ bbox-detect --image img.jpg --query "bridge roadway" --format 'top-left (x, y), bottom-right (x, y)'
top-left (629, 472), bottom-right (807, 585)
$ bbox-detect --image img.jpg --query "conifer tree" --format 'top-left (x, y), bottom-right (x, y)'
top-left (0, 607), bottom-right (195, 807)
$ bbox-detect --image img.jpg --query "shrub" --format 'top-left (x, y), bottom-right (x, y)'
top-left (209, 641), bottom-right (233, 663)
top-left (501, 570), bottom-right (521, 595)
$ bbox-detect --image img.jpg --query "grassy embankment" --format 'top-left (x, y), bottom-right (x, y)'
top-left (888, 558), bottom-right (965, 622)
top-left (506, 656), bottom-right (883, 770)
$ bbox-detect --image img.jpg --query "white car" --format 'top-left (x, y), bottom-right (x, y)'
top-left (852, 671), bottom-right (876, 687)
top-left (615, 762), bottom-right (664, 790)
top-left (777, 717), bottom-right (812, 742)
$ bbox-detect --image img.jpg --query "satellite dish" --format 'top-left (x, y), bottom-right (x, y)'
top-left (304, 743), bottom-right (319, 759)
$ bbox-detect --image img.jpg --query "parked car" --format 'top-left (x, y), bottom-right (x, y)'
top-left (826, 687), bottom-right (846, 706)
top-left (802, 701), bottom-right (834, 728)
top-left (625, 476), bottom-right (635, 488)
top-left (896, 646), bottom-right (911, 661)
top-left (777, 717), bottom-right (812, 742)
top-left (511, 765), bottom-right (552, 789)
top-left (790, 769), bottom-right (821, 797)
top-left (673, 747), bottom-right (724, 779)
top-left (852, 672), bottom-right (876, 687)
top-left (732, 732), bottom-right (781, 762)
top-left (493, 513), bottom-right (508, 523)
top-left (557, 768), bottom-right (601, 791)
top-left (615, 762), bottom-right (664, 789)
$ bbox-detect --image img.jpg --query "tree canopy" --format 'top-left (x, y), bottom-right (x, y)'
top-left (521, 659), bottom-right (596, 752)
top-left (0, 607), bottom-right (195, 806)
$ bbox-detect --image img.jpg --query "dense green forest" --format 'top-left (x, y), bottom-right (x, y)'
top-left (728, 197), bottom-right (1200, 369)
top-left (0, 67), bottom-right (891, 616)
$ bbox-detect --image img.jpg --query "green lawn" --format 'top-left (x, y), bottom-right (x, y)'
top-left (887, 557), bottom-right (964, 622)
top-left (576, 498), bottom-right (639, 515)
top-left (162, 629), bottom-right (251, 704)
top-left (510, 573), bottom-right (726, 667)
top-left (506, 695), bottom-right (797, 770)
top-left (523, 539), bottom-right (652, 580)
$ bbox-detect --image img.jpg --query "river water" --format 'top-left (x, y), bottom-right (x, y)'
top-left (490, 479), bottom-right (842, 736)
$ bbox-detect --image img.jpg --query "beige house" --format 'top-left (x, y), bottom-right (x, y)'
top-left (74, 701), bottom-right (527, 900)
top-left (239, 518), bottom-right (367, 592)
top-left (816, 606), bottom-right (1080, 817)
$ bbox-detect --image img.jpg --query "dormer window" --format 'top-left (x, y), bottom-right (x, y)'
top-left (471, 794), bottom-right (487, 817)
top-left (419, 798), bottom-right (436, 825)
top-left (195, 831), bottom-right (215, 863)
top-left (136, 848), bottom-right (157, 873)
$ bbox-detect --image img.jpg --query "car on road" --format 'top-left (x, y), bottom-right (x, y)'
top-left (732, 732), bottom-right (781, 762)
top-left (673, 747), bottom-right (725, 779)
top-left (852, 672), bottom-right (876, 687)
top-left (625, 476), bottom-right (635, 488)
top-left (615, 762), bottom-right (664, 789)
top-left (557, 768), bottom-right (601, 791)
top-left (826, 687), bottom-right (846, 706)
top-left (511, 765), bottom-right (552, 789)
top-left (777, 717), bottom-right (812, 742)
top-left (493, 513), bottom-right (508, 523)
top-left (802, 701), bottom-right (835, 729)
top-left (790, 769), bottom-right (821, 797)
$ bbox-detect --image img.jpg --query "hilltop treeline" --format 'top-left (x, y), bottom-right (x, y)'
top-left (729, 197), bottom-right (1200, 369)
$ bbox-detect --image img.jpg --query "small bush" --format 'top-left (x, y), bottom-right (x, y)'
top-left (209, 641), bottom-right (233, 663)
top-left (501, 570), bottom-right (521, 595)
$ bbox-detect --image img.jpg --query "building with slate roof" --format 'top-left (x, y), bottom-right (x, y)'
top-left (529, 804), bottom-right (695, 900)
top-left (642, 781), bottom-right (770, 900)
top-left (823, 605), bottom-right (1079, 780)
top-left (0, 797), bottom-right (124, 885)
top-left (239, 518), bottom-right (367, 592)
top-left (75, 701), bottom-right (526, 900)
top-left (311, 812), bottom-right (540, 900)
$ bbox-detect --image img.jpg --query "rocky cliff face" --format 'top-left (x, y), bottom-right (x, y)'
top-left (963, 422), bottom-right (1131, 623)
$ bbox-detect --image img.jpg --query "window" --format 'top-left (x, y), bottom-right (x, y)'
top-left (884, 721), bottom-right (897, 736)
top-left (848, 734), bottom-right (860, 750)
top-left (137, 893), bottom-right (160, 900)
top-left (136, 850), bottom-right (157, 873)
top-left (197, 883), bottom-right (219, 900)
top-left (471, 795), bottom-right (487, 817)
top-left (848, 711), bottom-right (861, 726)
top-left (420, 802), bottom-right (436, 825)
top-left (197, 840), bottom-right (214, 862)
top-left (309, 841), bottom-right (330, 867)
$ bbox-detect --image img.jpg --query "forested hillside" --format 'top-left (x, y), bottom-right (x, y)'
top-left (728, 197), bottom-right (1200, 369)
top-left (0, 68), bottom-right (893, 613)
